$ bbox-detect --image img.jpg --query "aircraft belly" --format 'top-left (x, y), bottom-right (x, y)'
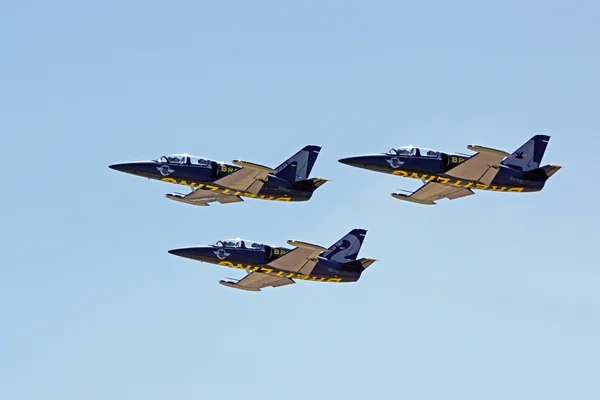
top-left (257, 185), bottom-right (312, 201)
top-left (217, 261), bottom-right (357, 283)
top-left (394, 168), bottom-right (539, 193)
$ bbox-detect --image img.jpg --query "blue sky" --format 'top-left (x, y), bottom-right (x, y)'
top-left (1, 1), bottom-right (599, 399)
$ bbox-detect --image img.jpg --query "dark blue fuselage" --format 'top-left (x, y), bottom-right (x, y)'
top-left (168, 245), bottom-right (363, 283)
top-left (339, 152), bottom-right (546, 193)
top-left (109, 159), bottom-right (316, 202)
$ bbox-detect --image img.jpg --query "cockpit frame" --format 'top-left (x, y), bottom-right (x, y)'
top-left (388, 146), bottom-right (440, 158)
top-left (155, 154), bottom-right (212, 166)
top-left (213, 238), bottom-right (265, 250)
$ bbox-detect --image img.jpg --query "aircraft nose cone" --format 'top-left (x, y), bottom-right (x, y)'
top-left (109, 163), bottom-right (132, 173)
top-left (168, 248), bottom-right (188, 257)
top-left (168, 248), bottom-right (204, 260)
top-left (338, 156), bottom-right (362, 167)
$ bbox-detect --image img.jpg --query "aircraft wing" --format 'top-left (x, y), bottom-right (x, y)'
top-left (219, 273), bottom-right (295, 292)
top-left (392, 182), bottom-right (474, 205)
top-left (213, 160), bottom-right (275, 194)
top-left (166, 189), bottom-right (243, 206)
top-left (445, 145), bottom-right (511, 184)
top-left (268, 240), bottom-right (327, 275)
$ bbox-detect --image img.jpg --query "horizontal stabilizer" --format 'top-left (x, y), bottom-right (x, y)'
top-left (358, 258), bottom-right (377, 269)
top-left (232, 160), bottom-right (275, 173)
top-left (293, 177), bottom-right (328, 191)
top-left (521, 164), bottom-right (563, 181)
top-left (542, 164), bottom-right (562, 178)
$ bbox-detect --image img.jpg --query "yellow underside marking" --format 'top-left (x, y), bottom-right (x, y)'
top-left (391, 170), bottom-right (524, 192)
top-left (161, 178), bottom-right (293, 201)
top-left (218, 261), bottom-right (343, 283)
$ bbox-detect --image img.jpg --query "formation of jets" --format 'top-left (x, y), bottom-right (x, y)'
top-left (110, 135), bottom-right (561, 291)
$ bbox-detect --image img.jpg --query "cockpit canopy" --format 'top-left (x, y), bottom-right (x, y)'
top-left (154, 154), bottom-right (211, 166)
top-left (388, 146), bottom-right (439, 158)
top-left (213, 238), bottom-right (264, 250)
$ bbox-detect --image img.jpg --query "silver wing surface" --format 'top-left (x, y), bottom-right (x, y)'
top-left (219, 273), bottom-right (294, 292)
top-left (218, 240), bottom-right (327, 292)
top-left (166, 189), bottom-right (243, 206)
top-left (392, 144), bottom-right (511, 205)
top-left (445, 145), bottom-right (511, 184)
top-left (268, 240), bottom-right (328, 275)
top-left (392, 182), bottom-right (474, 205)
top-left (214, 160), bottom-right (275, 194)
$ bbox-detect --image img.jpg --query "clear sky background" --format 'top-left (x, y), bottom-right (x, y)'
top-left (1, 1), bottom-right (599, 399)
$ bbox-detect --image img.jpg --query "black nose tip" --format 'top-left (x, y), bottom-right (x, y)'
top-left (338, 157), bottom-right (361, 167)
top-left (168, 248), bottom-right (197, 259)
top-left (109, 163), bottom-right (127, 172)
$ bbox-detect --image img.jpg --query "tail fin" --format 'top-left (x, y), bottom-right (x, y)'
top-left (321, 229), bottom-right (367, 263)
top-left (502, 135), bottom-right (550, 171)
top-left (274, 145), bottom-right (321, 183)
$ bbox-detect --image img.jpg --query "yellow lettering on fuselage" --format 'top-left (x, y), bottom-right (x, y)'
top-left (218, 261), bottom-right (343, 283)
top-left (160, 178), bottom-right (293, 201)
top-left (391, 170), bottom-right (524, 192)
top-left (273, 249), bottom-right (288, 256)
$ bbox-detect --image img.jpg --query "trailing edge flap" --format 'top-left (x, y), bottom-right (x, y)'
top-left (219, 273), bottom-right (295, 291)
top-left (392, 181), bottom-right (474, 205)
top-left (214, 160), bottom-right (274, 194)
top-left (267, 240), bottom-right (327, 274)
top-left (446, 145), bottom-right (510, 184)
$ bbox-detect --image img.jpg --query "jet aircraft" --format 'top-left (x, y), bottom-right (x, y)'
top-left (168, 229), bottom-right (376, 291)
top-left (109, 145), bottom-right (326, 206)
top-left (338, 135), bottom-right (561, 205)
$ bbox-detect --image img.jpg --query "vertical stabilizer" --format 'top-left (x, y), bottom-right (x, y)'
top-left (321, 229), bottom-right (367, 263)
top-left (274, 145), bottom-right (322, 183)
top-left (502, 135), bottom-right (550, 171)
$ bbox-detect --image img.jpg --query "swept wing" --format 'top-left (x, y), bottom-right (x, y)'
top-left (393, 144), bottom-right (510, 205)
top-left (219, 273), bottom-right (295, 292)
top-left (166, 189), bottom-right (243, 206)
top-left (214, 160), bottom-right (274, 194)
top-left (219, 240), bottom-right (327, 291)
top-left (445, 145), bottom-right (511, 184)
top-left (392, 182), bottom-right (474, 205)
